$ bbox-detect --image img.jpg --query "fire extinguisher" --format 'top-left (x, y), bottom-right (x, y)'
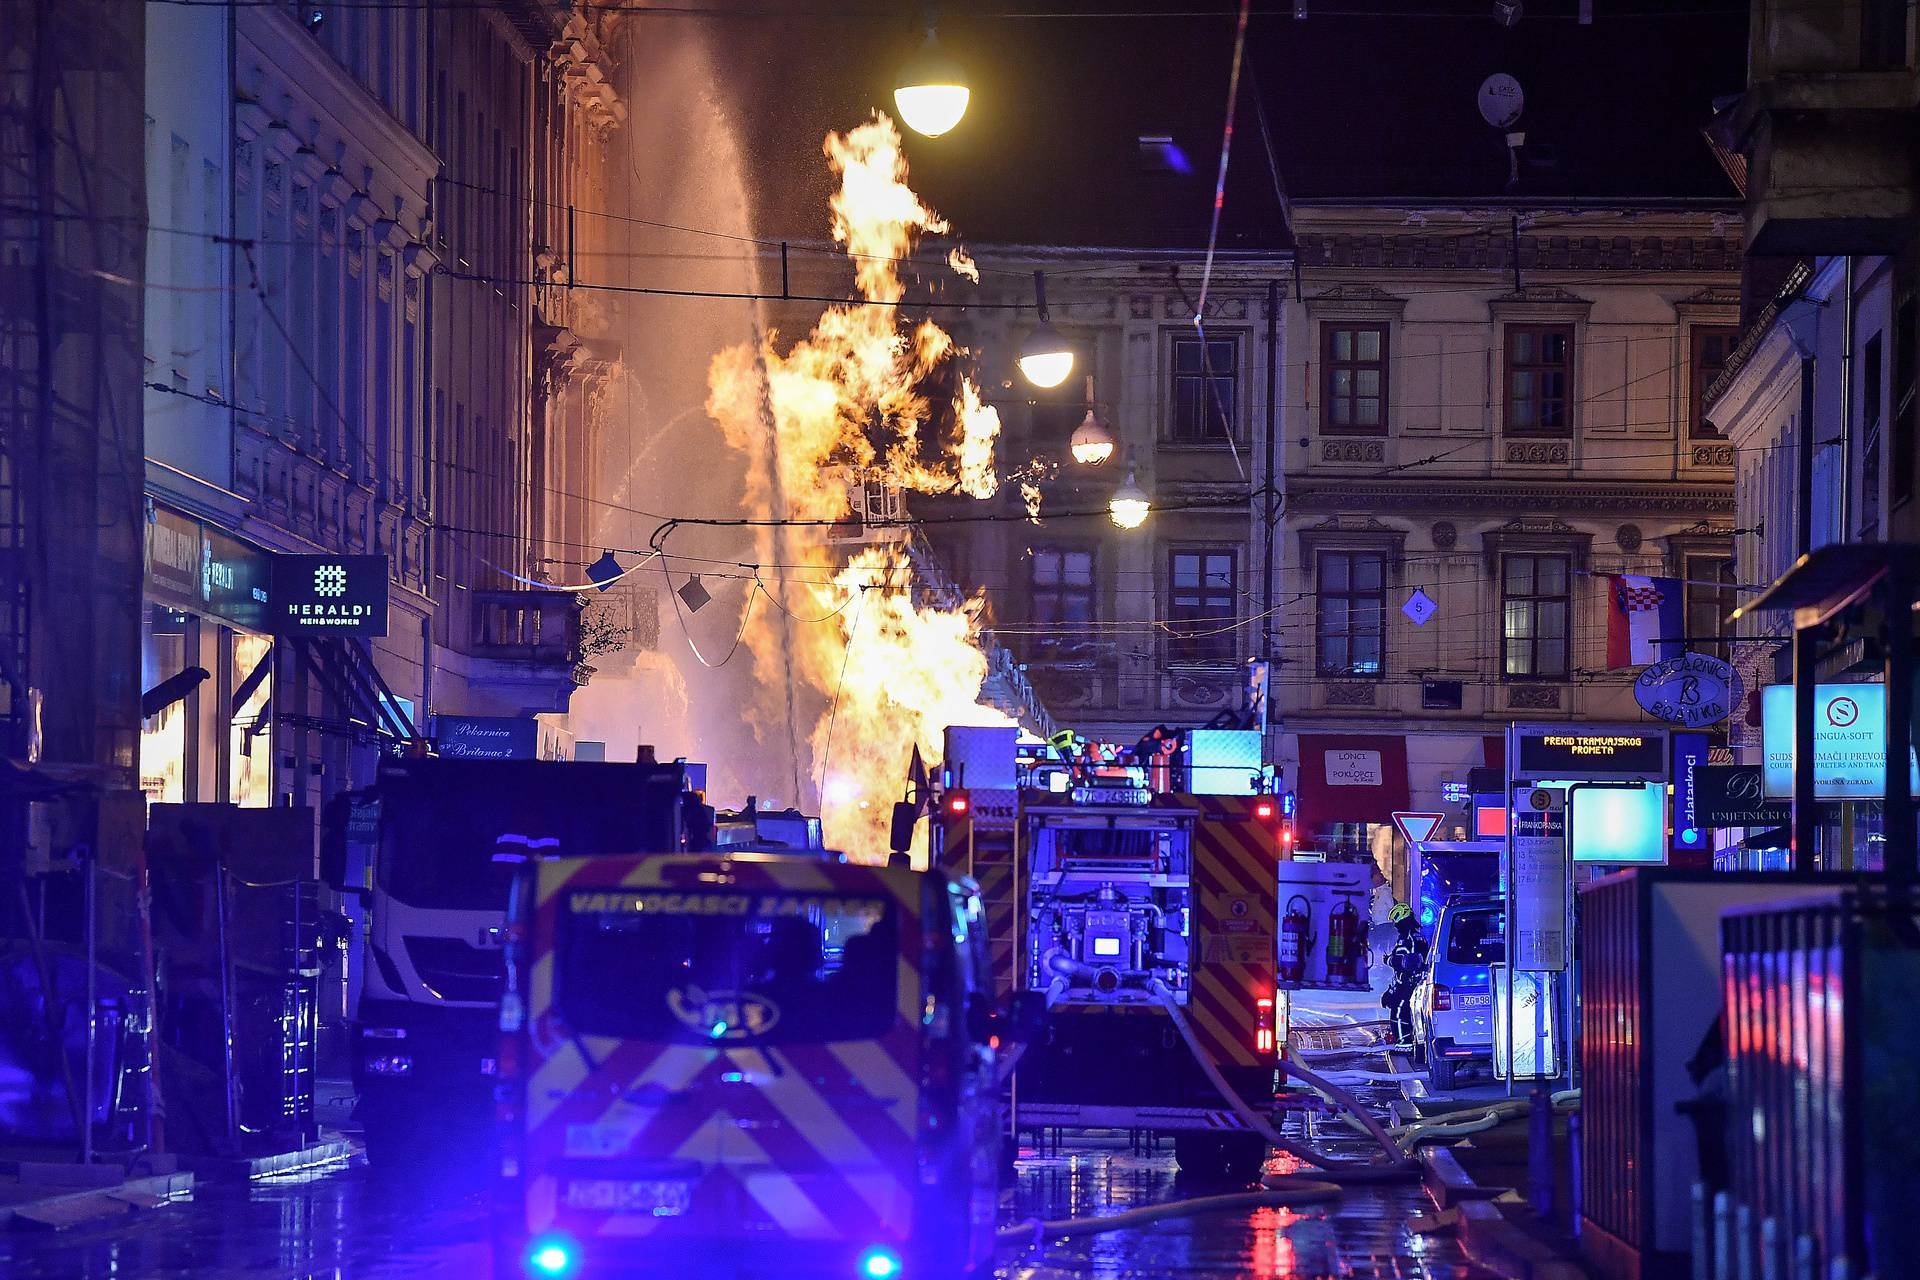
top-left (1325, 898), bottom-right (1363, 984)
top-left (1278, 895), bottom-right (1313, 984)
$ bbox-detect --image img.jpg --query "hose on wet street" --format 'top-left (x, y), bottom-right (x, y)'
top-left (993, 1177), bottom-right (1343, 1248)
top-left (1147, 980), bottom-right (1418, 1175)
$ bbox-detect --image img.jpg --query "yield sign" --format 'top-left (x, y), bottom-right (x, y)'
top-left (1391, 811), bottom-right (1445, 848)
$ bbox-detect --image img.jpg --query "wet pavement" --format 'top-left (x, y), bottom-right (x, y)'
top-left (1, 1013), bottom-right (1502, 1279)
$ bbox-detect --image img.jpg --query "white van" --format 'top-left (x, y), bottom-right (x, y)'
top-left (1409, 896), bottom-right (1505, 1090)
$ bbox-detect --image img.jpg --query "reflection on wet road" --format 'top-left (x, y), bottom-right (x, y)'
top-left (2, 1071), bottom-right (1496, 1278)
top-left (0, 1164), bottom-right (491, 1280)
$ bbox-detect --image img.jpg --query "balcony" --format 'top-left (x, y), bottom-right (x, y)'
top-left (448, 589), bottom-right (585, 715)
top-left (1727, 0), bottom-right (1918, 254)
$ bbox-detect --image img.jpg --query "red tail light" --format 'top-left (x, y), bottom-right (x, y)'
top-left (1432, 984), bottom-right (1452, 1012)
top-left (1254, 799), bottom-right (1276, 821)
top-left (1254, 994), bottom-right (1275, 1055)
top-left (947, 793), bottom-right (969, 815)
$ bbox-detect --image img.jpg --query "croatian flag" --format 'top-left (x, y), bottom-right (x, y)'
top-left (1605, 575), bottom-right (1683, 669)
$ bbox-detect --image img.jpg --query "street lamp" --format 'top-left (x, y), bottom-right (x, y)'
top-left (1069, 376), bottom-right (1115, 465)
top-left (1109, 465), bottom-right (1150, 530)
top-left (1018, 271), bottom-right (1074, 389)
top-left (893, 27), bottom-right (969, 138)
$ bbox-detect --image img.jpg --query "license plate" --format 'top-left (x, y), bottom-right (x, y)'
top-left (563, 1178), bottom-right (691, 1216)
top-left (1457, 993), bottom-right (1491, 1008)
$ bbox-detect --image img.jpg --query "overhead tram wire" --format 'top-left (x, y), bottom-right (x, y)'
top-left (96, 0), bottom-right (1758, 18)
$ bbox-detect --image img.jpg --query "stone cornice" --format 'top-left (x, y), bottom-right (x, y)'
top-left (237, 7), bottom-right (439, 195)
top-left (1295, 230), bottom-right (1742, 274)
top-left (1302, 285), bottom-right (1407, 318)
top-left (1287, 477), bottom-right (1734, 516)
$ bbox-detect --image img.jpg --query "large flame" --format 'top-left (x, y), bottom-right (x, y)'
top-left (704, 114), bottom-right (1012, 861)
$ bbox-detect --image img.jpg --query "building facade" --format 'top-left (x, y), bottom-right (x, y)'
top-left (918, 256), bottom-right (1287, 753)
top-left (137, 1), bottom-right (626, 811)
top-left (1276, 204), bottom-right (1743, 856)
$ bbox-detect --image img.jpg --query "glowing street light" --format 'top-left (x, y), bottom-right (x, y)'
top-left (893, 29), bottom-right (969, 138)
top-left (1069, 375), bottom-right (1115, 465)
top-left (1109, 465), bottom-right (1151, 530)
top-left (1018, 271), bottom-right (1074, 389)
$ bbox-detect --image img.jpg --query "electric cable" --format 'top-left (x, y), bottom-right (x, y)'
top-left (812, 588), bottom-right (871, 805)
top-left (658, 557), bottom-right (760, 669)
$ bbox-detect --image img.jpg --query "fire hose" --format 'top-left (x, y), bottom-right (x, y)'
top-left (994, 1180), bottom-right (1343, 1248)
top-left (992, 982), bottom-right (1416, 1254)
top-left (1312, 1083), bottom-right (1582, 1151)
top-left (1146, 979), bottom-right (1416, 1175)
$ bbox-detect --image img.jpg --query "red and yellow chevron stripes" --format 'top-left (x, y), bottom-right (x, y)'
top-left (518, 855), bottom-right (924, 1247)
top-left (1187, 797), bottom-right (1280, 1070)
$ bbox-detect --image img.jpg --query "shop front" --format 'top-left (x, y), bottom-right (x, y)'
top-left (140, 503), bottom-right (276, 806)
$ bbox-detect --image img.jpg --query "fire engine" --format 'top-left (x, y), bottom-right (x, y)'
top-left (931, 725), bottom-right (1288, 1179)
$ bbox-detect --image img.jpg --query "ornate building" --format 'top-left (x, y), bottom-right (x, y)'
top-left (1275, 205), bottom-right (1743, 851)
top-left (135, 2), bottom-right (630, 809)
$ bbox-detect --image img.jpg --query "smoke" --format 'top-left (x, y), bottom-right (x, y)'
top-left (573, 37), bottom-right (1008, 859)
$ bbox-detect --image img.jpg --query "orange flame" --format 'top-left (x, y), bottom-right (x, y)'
top-left (705, 114), bottom-right (1011, 861)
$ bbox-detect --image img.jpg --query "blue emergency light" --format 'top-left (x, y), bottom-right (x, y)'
top-left (860, 1246), bottom-right (903, 1278)
top-left (528, 1235), bottom-right (577, 1277)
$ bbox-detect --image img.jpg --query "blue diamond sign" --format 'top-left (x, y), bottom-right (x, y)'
top-left (1402, 588), bottom-right (1437, 627)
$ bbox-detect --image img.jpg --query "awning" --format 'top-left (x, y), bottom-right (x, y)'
top-left (1296, 734), bottom-right (1411, 827)
top-left (1739, 825), bottom-right (1790, 850)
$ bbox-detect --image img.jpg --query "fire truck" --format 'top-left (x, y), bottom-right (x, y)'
top-left (931, 726), bottom-right (1288, 1179)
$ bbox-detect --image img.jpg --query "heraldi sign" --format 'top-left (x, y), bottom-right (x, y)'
top-left (271, 555), bottom-right (389, 636)
top-left (1634, 652), bottom-right (1742, 729)
top-left (1694, 765), bottom-right (1791, 829)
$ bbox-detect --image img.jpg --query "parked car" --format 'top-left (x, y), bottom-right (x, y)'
top-left (1410, 895), bottom-right (1505, 1090)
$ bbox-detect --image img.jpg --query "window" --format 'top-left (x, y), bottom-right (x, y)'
top-left (1504, 325), bottom-right (1574, 435)
top-left (1684, 555), bottom-right (1737, 662)
top-left (1861, 332), bottom-right (1883, 539)
top-left (1894, 294), bottom-right (1917, 507)
top-left (1028, 546), bottom-right (1095, 663)
top-left (1501, 554), bottom-right (1570, 679)
top-left (1322, 325), bottom-right (1389, 434)
top-left (1691, 326), bottom-right (1739, 438)
top-left (1861, 0), bottom-right (1908, 69)
top-left (557, 889), bottom-right (897, 1044)
top-left (1316, 550), bottom-right (1386, 677)
top-left (1444, 910), bottom-right (1507, 966)
top-left (1168, 336), bottom-right (1237, 441)
top-left (1166, 548), bottom-right (1237, 664)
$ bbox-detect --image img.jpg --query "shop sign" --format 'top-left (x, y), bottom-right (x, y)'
top-left (1671, 732), bottom-right (1709, 854)
top-left (1693, 765), bottom-right (1791, 828)
top-left (1761, 683), bottom-right (1920, 799)
top-left (1633, 652), bottom-right (1741, 729)
top-left (144, 505), bottom-right (273, 630)
top-left (1324, 749), bottom-right (1383, 786)
top-left (434, 715), bottom-right (539, 759)
top-left (146, 506), bottom-right (203, 610)
top-left (204, 527), bottom-right (270, 630)
top-left (270, 554), bottom-right (389, 636)
top-left (1514, 725), bottom-right (1667, 782)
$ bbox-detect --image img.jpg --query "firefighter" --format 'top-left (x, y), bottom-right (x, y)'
top-left (1380, 902), bottom-right (1428, 1045)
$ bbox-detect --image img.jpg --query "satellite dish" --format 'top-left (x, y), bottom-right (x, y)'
top-left (1478, 74), bottom-right (1525, 129)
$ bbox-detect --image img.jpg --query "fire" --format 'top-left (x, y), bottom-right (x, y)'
top-left (704, 114), bottom-right (1012, 861)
